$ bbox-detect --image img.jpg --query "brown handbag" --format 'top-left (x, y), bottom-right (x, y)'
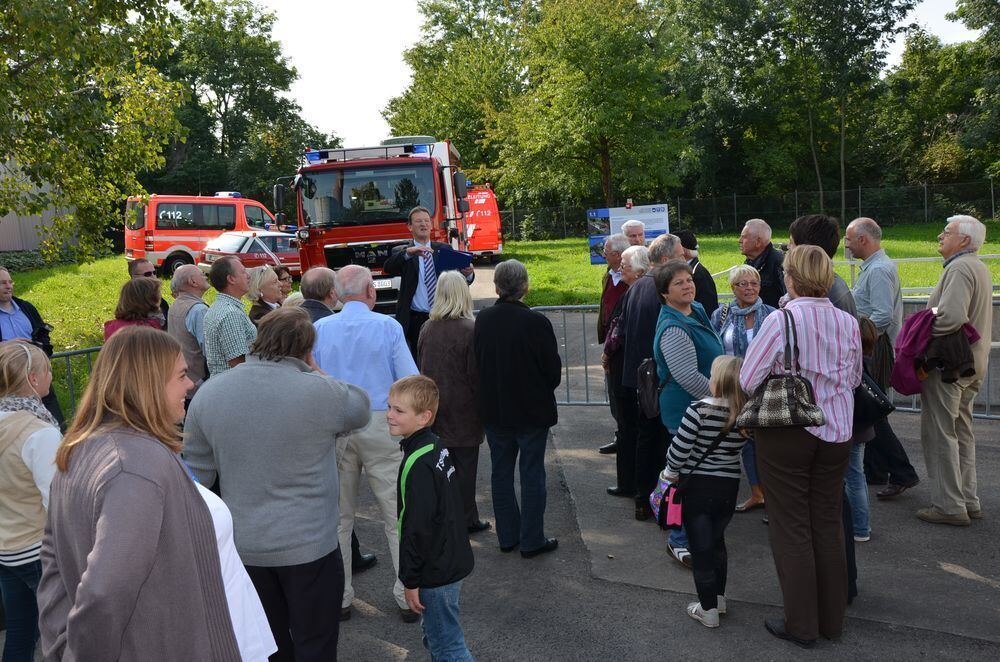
top-left (736, 309), bottom-right (826, 429)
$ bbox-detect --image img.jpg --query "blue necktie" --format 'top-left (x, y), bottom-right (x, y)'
top-left (422, 250), bottom-right (436, 307)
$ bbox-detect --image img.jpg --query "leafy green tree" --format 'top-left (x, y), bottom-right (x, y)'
top-left (952, 0), bottom-right (1000, 179)
top-left (0, 1), bottom-right (188, 258)
top-left (492, 0), bottom-right (688, 207)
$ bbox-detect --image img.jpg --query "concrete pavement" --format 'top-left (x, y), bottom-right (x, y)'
top-left (336, 406), bottom-right (999, 660)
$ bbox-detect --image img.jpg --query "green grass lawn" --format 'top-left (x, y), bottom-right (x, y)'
top-left (507, 222), bottom-right (1000, 306)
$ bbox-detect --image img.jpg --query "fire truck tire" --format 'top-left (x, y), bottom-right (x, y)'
top-left (163, 253), bottom-right (192, 274)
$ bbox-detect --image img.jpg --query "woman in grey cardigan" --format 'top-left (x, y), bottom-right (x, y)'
top-left (37, 327), bottom-right (249, 661)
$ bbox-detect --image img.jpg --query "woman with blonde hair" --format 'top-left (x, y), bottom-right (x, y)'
top-left (247, 266), bottom-right (282, 325)
top-left (417, 271), bottom-right (489, 533)
top-left (0, 341), bottom-right (60, 662)
top-left (740, 244), bottom-right (861, 647)
top-left (710, 264), bottom-right (777, 513)
top-left (103, 277), bottom-right (164, 340)
top-left (663, 355), bottom-right (748, 628)
top-left (37, 326), bottom-right (275, 661)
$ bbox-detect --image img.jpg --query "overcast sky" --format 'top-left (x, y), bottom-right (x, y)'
top-left (258, 0), bottom-right (979, 147)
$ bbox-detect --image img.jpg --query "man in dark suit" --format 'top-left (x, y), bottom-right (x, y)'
top-left (475, 259), bottom-right (562, 559)
top-left (675, 229), bottom-right (718, 316)
top-left (383, 206), bottom-right (474, 358)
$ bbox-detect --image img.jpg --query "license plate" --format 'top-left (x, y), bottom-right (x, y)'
top-left (374, 279), bottom-right (392, 289)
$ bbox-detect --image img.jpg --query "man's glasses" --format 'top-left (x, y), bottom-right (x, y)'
top-left (139, 271), bottom-right (155, 277)
top-left (733, 281), bottom-right (760, 288)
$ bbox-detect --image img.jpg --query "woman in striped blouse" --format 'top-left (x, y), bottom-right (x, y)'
top-left (740, 245), bottom-right (862, 648)
top-left (664, 355), bottom-right (748, 629)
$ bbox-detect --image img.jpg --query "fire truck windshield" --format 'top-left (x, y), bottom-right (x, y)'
top-left (298, 164), bottom-right (436, 227)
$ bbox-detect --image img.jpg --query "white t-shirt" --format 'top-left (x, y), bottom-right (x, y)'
top-left (196, 483), bottom-right (278, 662)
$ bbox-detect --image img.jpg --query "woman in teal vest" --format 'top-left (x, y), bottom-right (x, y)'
top-left (651, 259), bottom-right (723, 567)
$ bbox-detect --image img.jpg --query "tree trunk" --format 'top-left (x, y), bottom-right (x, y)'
top-left (839, 94), bottom-right (846, 223)
top-left (807, 104), bottom-right (823, 213)
top-left (599, 137), bottom-right (613, 208)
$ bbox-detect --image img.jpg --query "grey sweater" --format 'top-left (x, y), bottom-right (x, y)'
top-left (183, 356), bottom-right (370, 567)
top-left (38, 427), bottom-right (241, 661)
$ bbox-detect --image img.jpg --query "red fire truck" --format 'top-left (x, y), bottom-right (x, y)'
top-left (465, 185), bottom-right (503, 262)
top-left (275, 136), bottom-right (493, 311)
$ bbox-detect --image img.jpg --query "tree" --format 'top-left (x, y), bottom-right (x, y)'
top-left (492, 0), bottom-right (688, 207)
top-left (142, 0), bottom-right (335, 208)
top-left (952, 0), bottom-right (1000, 180)
top-left (0, 1), bottom-right (187, 258)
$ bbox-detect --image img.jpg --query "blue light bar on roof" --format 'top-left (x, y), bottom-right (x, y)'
top-left (305, 150), bottom-right (321, 163)
top-left (411, 144), bottom-right (430, 155)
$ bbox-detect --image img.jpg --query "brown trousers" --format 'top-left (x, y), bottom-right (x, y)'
top-left (756, 427), bottom-right (851, 641)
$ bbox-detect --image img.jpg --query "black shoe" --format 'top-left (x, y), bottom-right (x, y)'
top-left (866, 474), bottom-right (888, 486)
top-left (340, 606), bottom-right (352, 622)
top-left (352, 553), bottom-right (377, 573)
top-left (877, 478), bottom-right (919, 500)
top-left (599, 441), bottom-right (618, 455)
top-left (500, 543), bottom-right (518, 553)
top-left (764, 618), bottom-right (815, 649)
top-left (635, 503), bottom-right (652, 521)
top-left (467, 520), bottom-right (492, 534)
top-left (521, 538), bottom-right (559, 559)
top-left (400, 607), bottom-right (420, 623)
top-left (606, 486), bottom-right (632, 497)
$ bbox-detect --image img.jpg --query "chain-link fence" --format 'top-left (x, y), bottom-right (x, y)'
top-left (500, 180), bottom-right (997, 239)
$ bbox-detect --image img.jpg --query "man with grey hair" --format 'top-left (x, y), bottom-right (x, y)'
top-left (167, 264), bottom-right (210, 402)
top-left (739, 218), bottom-right (785, 307)
top-left (299, 267), bottom-right (339, 323)
top-left (598, 233), bottom-right (631, 454)
top-left (845, 217), bottom-right (919, 499)
top-left (312, 264), bottom-right (420, 620)
top-left (622, 220), bottom-right (645, 246)
top-left (617, 233), bottom-right (693, 565)
top-left (475, 259), bottom-right (562, 559)
top-left (918, 215), bottom-right (992, 526)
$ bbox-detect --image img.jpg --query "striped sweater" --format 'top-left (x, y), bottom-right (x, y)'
top-left (665, 398), bottom-right (747, 480)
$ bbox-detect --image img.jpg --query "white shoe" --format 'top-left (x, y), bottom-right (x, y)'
top-left (854, 534), bottom-right (871, 542)
top-left (686, 602), bottom-right (720, 628)
top-left (717, 595), bottom-right (727, 615)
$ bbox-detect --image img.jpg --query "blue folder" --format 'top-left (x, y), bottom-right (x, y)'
top-left (434, 247), bottom-right (474, 273)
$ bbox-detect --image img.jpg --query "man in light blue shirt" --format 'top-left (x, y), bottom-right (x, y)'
top-left (845, 217), bottom-right (919, 499)
top-left (312, 264), bottom-right (419, 623)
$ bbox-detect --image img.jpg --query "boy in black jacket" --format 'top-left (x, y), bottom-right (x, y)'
top-left (389, 375), bottom-right (475, 660)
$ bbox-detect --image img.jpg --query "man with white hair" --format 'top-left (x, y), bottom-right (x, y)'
top-left (845, 217), bottom-right (919, 499)
top-left (622, 220), bottom-right (645, 246)
top-left (167, 265), bottom-right (210, 402)
top-left (598, 233), bottom-right (631, 454)
top-left (312, 265), bottom-right (420, 620)
top-left (918, 215), bottom-right (992, 526)
top-left (739, 218), bottom-right (785, 307)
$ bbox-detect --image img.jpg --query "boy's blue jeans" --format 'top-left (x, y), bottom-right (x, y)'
top-left (420, 580), bottom-right (474, 661)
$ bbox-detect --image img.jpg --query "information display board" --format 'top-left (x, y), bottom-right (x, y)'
top-left (587, 204), bottom-right (670, 265)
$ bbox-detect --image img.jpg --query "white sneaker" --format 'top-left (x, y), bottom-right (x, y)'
top-left (686, 602), bottom-right (720, 628)
top-left (854, 534), bottom-right (871, 542)
top-left (717, 595), bottom-right (727, 615)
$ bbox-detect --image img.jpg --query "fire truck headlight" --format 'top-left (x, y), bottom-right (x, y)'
top-left (297, 228), bottom-right (310, 241)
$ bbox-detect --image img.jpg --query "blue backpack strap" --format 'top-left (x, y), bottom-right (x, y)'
top-left (397, 443), bottom-right (436, 539)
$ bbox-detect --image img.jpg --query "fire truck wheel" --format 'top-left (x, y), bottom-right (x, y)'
top-left (163, 253), bottom-right (192, 274)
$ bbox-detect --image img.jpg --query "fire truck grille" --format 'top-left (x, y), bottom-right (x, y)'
top-left (323, 241), bottom-right (410, 272)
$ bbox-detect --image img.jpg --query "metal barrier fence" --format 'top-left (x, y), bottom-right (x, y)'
top-left (533, 305), bottom-right (1000, 421)
top-left (49, 303), bottom-right (1000, 421)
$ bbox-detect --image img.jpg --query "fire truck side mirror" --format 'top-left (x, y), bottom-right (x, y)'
top-left (452, 171), bottom-right (468, 199)
top-left (457, 199), bottom-right (470, 214)
top-left (272, 184), bottom-right (285, 212)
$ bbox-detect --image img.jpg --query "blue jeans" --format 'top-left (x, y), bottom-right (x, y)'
top-left (742, 438), bottom-right (760, 486)
top-left (485, 425), bottom-right (549, 551)
top-left (421, 580), bottom-right (474, 662)
top-left (845, 442), bottom-right (871, 538)
top-left (0, 560), bottom-right (42, 662)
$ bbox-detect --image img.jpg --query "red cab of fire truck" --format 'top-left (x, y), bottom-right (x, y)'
top-left (273, 136), bottom-right (471, 313)
top-left (464, 185), bottom-right (503, 262)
